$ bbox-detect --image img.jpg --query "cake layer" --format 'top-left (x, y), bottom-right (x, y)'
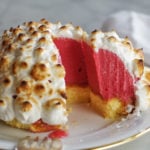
top-left (66, 85), bottom-right (90, 104)
top-left (90, 90), bottom-right (127, 119)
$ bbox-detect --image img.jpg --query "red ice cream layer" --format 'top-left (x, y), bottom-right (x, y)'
top-left (82, 42), bottom-right (135, 104)
top-left (53, 38), bottom-right (88, 85)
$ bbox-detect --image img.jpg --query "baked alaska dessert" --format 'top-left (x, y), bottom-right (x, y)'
top-left (0, 19), bottom-right (149, 132)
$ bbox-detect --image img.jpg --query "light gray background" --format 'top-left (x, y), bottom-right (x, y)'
top-left (0, 0), bottom-right (150, 149)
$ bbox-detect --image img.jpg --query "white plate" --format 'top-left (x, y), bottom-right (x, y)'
top-left (0, 103), bottom-right (150, 150)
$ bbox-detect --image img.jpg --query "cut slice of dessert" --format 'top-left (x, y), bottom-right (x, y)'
top-left (52, 23), bottom-right (150, 119)
top-left (0, 19), bottom-right (68, 132)
top-left (82, 30), bottom-right (150, 119)
top-left (52, 24), bottom-right (90, 104)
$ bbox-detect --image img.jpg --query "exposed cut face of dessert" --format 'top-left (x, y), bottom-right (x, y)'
top-left (52, 24), bottom-right (90, 103)
top-left (52, 23), bottom-right (150, 118)
top-left (82, 30), bottom-right (149, 118)
top-left (0, 19), bottom-right (149, 132)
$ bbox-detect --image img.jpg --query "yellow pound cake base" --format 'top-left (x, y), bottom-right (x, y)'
top-left (90, 91), bottom-right (127, 119)
top-left (5, 119), bottom-right (61, 132)
top-left (66, 85), bottom-right (90, 104)
top-left (6, 119), bottom-right (30, 130)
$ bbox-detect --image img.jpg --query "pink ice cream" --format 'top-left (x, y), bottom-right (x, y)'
top-left (54, 37), bottom-right (135, 105)
top-left (82, 42), bottom-right (135, 104)
top-left (53, 38), bottom-right (88, 85)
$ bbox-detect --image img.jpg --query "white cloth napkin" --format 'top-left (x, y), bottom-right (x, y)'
top-left (101, 11), bottom-right (150, 65)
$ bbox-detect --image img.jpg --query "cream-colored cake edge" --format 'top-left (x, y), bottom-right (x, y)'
top-left (66, 85), bottom-right (90, 104)
top-left (90, 90), bottom-right (127, 120)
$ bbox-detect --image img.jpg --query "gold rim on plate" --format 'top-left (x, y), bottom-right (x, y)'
top-left (89, 126), bottom-right (150, 150)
